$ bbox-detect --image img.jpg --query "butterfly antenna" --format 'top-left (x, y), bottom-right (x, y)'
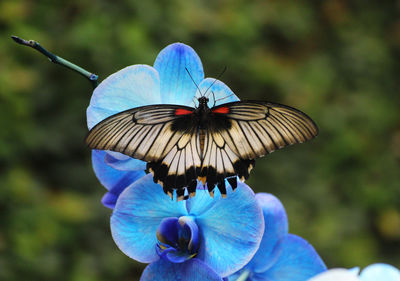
top-left (204, 66), bottom-right (227, 98)
top-left (185, 67), bottom-right (202, 96)
top-left (211, 91), bottom-right (216, 107)
top-left (191, 96), bottom-right (197, 106)
top-left (214, 93), bottom-right (235, 102)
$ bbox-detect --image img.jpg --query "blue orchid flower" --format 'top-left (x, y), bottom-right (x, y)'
top-left (111, 173), bottom-right (264, 280)
top-left (308, 263), bottom-right (400, 281)
top-left (86, 42), bottom-right (240, 208)
top-left (228, 193), bottom-right (326, 281)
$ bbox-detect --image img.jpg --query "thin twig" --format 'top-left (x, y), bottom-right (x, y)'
top-left (11, 35), bottom-right (99, 88)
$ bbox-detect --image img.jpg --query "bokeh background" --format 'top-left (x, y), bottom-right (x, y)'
top-left (1, 0), bottom-right (399, 280)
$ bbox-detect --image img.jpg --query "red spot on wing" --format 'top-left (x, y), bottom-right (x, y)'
top-left (175, 108), bottom-right (194, 116)
top-left (212, 107), bottom-right (230, 114)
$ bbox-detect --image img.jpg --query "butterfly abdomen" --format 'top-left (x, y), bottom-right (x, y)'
top-left (199, 129), bottom-right (206, 154)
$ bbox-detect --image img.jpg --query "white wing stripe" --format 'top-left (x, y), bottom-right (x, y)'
top-left (178, 150), bottom-right (185, 175)
top-left (239, 121), bottom-right (265, 155)
top-left (259, 120), bottom-right (286, 148)
top-left (252, 121), bottom-right (276, 152)
top-left (113, 123), bottom-right (142, 151)
top-left (102, 119), bottom-right (133, 148)
top-left (216, 148), bottom-right (224, 174)
top-left (90, 118), bottom-right (126, 148)
top-left (268, 115), bottom-right (297, 144)
top-left (230, 120), bottom-right (254, 158)
top-left (124, 125), bottom-right (152, 155)
top-left (273, 112), bottom-right (306, 142)
top-left (135, 124), bottom-right (164, 158)
top-left (276, 111), bottom-right (314, 139)
top-left (168, 150), bottom-right (180, 176)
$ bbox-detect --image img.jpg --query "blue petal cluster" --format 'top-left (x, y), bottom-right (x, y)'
top-left (87, 42), bottom-right (327, 280)
top-left (111, 174), bottom-right (264, 279)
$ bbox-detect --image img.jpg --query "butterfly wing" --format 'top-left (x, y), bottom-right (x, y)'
top-left (86, 104), bottom-right (203, 199)
top-left (212, 101), bottom-right (318, 157)
top-left (200, 101), bottom-right (318, 195)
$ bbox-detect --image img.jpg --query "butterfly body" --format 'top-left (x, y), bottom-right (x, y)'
top-left (86, 97), bottom-right (318, 200)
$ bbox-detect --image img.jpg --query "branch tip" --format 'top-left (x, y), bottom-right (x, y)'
top-left (11, 35), bottom-right (24, 44)
top-left (11, 35), bottom-right (99, 89)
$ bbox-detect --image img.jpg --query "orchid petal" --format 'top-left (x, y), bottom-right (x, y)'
top-left (154, 43), bottom-right (204, 105)
top-left (196, 78), bottom-right (240, 107)
top-left (140, 258), bottom-right (223, 281)
top-left (190, 182), bottom-right (264, 277)
top-left (360, 263), bottom-right (400, 281)
top-left (349, 267), bottom-right (361, 275)
top-left (92, 150), bottom-right (145, 209)
top-left (185, 182), bottom-right (215, 215)
top-left (247, 193), bottom-right (289, 273)
top-left (104, 151), bottom-right (146, 171)
top-left (87, 64), bottom-right (161, 129)
top-left (307, 269), bottom-right (359, 281)
top-left (259, 234), bottom-right (326, 281)
top-left (111, 174), bottom-right (187, 263)
top-left (180, 216), bottom-right (200, 253)
top-left (101, 192), bottom-right (119, 209)
top-left (157, 217), bottom-right (180, 246)
top-left (164, 251), bottom-right (192, 263)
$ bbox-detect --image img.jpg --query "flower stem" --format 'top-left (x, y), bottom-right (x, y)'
top-left (235, 270), bottom-right (250, 281)
top-left (11, 35), bottom-right (99, 89)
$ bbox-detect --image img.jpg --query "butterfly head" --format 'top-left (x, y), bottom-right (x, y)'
top-left (197, 96), bottom-right (209, 107)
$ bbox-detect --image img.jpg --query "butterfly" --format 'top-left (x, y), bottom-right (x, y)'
top-left (86, 96), bottom-right (318, 201)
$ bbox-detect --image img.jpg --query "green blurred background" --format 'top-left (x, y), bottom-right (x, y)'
top-left (1, 0), bottom-right (399, 280)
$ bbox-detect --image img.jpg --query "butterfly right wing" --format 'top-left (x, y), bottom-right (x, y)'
top-left (211, 101), bottom-right (318, 160)
top-left (198, 101), bottom-right (318, 196)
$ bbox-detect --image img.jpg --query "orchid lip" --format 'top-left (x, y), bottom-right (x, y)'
top-left (156, 216), bottom-right (199, 263)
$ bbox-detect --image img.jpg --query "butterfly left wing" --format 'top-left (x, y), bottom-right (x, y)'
top-left (86, 104), bottom-right (203, 199)
top-left (86, 105), bottom-right (196, 161)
